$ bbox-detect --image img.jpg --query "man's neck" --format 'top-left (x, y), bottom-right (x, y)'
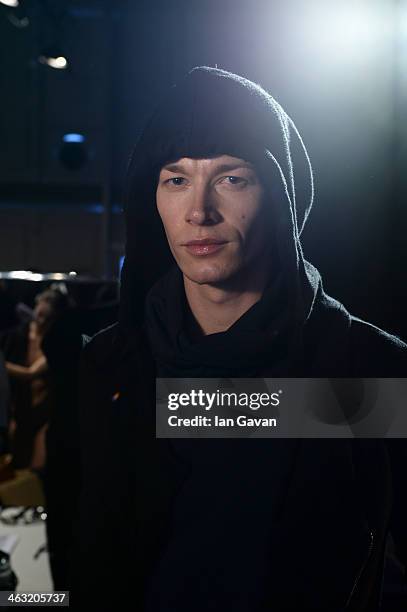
top-left (183, 268), bottom-right (271, 336)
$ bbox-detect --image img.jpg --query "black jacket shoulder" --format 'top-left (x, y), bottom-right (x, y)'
top-left (81, 322), bottom-right (119, 368)
top-left (80, 321), bottom-right (150, 393)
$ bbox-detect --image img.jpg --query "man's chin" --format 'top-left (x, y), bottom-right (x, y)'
top-left (181, 265), bottom-right (238, 287)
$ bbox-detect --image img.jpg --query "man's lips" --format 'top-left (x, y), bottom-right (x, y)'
top-left (184, 239), bottom-right (226, 246)
top-left (182, 238), bottom-right (228, 256)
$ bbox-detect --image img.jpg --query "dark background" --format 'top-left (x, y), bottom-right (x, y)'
top-left (0, 0), bottom-right (406, 339)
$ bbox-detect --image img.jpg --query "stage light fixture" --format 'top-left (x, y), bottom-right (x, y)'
top-left (59, 133), bottom-right (88, 171)
top-left (38, 47), bottom-right (68, 70)
top-left (63, 133), bottom-right (85, 144)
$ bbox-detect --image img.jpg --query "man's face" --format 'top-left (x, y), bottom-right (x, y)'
top-left (156, 155), bottom-right (271, 287)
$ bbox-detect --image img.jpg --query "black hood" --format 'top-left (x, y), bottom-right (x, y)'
top-left (120, 66), bottom-right (317, 330)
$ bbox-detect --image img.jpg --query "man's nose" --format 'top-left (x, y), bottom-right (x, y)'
top-left (185, 184), bottom-right (221, 226)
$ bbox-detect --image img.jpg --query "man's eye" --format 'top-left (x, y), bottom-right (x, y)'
top-left (223, 176), bottom-right (247, 186)
top-left (166, 177), bottom-right (185, 187)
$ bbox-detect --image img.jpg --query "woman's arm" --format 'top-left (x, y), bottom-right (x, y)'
top-left (5, 356), bottom-right (48, 381)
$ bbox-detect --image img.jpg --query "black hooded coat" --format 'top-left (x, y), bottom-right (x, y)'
top-left (73, 68), bottom-right (407, 611)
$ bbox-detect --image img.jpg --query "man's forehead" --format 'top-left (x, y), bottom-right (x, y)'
top-left (159, 155), bottom-right (255, 173)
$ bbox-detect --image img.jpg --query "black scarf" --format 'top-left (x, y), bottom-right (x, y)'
top-left (143, 261), bottom-right (350, 378)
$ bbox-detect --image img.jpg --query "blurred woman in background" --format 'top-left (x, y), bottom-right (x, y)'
top-left (0, 286), bottom-right (70, 471)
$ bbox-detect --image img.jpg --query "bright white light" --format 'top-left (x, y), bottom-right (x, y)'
top-left (8, 271), bottom-right (43, 281)
top-left (8, 271), bottom-right (32, 280)
top-left (63, 133), bottom-right (85, 143)
top-left (298, 2), bottom-right (392, 64)
top-left (48, 56), bottom-right (68, 70)
top-left (0, 0), bottom-right (19, 7)
top-left (400, 5), bottom-right (407, 39)
top-left (68, 271), bottom-right (77, 276)
top-left (39, 55), bottom-right (68, 70)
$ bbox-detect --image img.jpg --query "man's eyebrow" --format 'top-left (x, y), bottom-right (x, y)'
top-left (160, 161), bottom-right (255, 174)
top-left (210, 162), bottom-right (255, 174)
top-left (161, 163), bottom-right (188, 174)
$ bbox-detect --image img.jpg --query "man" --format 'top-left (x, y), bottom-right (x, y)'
top-left (75, 67), bottom-right (407, 610)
